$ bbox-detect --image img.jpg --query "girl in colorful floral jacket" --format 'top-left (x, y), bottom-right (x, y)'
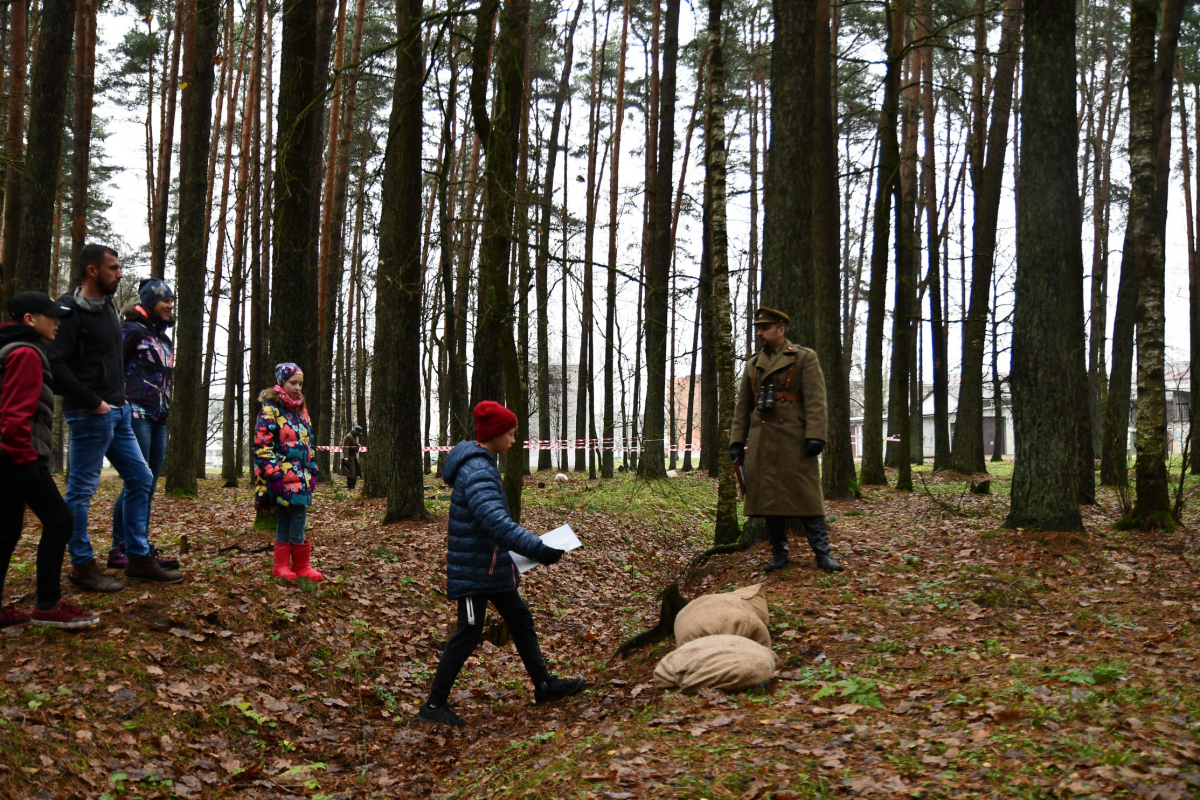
top-left (254, 363), bottom-right (322, 582)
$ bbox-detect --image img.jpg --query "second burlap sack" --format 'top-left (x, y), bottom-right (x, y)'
top-left (674, 584), bottom-right (771, 648)
top-left (653, 634), bottom-right (777, 692)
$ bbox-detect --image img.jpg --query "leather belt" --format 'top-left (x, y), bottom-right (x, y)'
top-left (775, 392), bottom-right (801, 402)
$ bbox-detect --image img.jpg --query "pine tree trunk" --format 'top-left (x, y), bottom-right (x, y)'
top-left (1088, 7), bottom-right (1119, 460)
top-left (707, 0), bottom-right (738, 544)
top-left (0, 0), bottom-right (26, 305)
top-left (224, 0), bottom-right (263, 488)
top-left (199, 12), bottom-right (250, 478)
top-left (249, 5), bottom-right (273, 481)
top-left (919, 0), bottom-right (949, 471)
top-left (469, 0), bottom-right (532, 514)
top-left (859, 0), bottom-right (903, 486)
top-left (365, 0), bottom-right (427, 521)
top-left (640, 0), bottom-right (679, 480)
top-left (535, 0), bottom-right (582, 471)
top-left (602, 0), bottom-right (628, 479)
top-left (575, 1), bottom-right (607, 474)
top-left (951, 0), bottom-right (1021, 476)
top-left (12, 0), bottom-right (73, 294)
top-left (1192, 83), bottom-right (1200, 475)
top-left (1006, 0), bottom-right (1083, 532)
top-left (270, 0), bottom-right (325, 387)
top-left (151, 0), bottom-right (184, 280)
top-left (162, 0), bottom-right (218, 497)
top-left (69, 0), bottom-right (97, 268)
top-left (318, 0), bottom-right (364, 480)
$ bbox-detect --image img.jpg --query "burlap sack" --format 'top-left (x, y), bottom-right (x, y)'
top-left (674, 584), bottom-right (771, 647)
top-left (653, 634), bottom-right (777, 693)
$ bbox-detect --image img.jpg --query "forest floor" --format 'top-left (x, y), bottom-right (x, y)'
top-left (1, 463), bottom-right (1198, 799)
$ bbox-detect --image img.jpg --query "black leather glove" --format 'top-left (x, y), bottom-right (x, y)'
top-left (805, 439), bottom-right (825, 458)
top-left (729, 442), bottom-right (745, 462)
top-left (540, 547), bottom-right (565, 565)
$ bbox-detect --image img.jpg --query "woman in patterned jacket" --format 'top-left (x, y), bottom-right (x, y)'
top-left (254, 362), bottom-right (322, 582)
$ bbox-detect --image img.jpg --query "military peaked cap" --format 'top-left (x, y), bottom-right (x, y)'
top-left (752, 307), bottom-right (790, 326)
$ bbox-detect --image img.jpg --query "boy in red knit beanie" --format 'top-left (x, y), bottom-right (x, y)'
top-left (418, 400), bottom-right (586, 728)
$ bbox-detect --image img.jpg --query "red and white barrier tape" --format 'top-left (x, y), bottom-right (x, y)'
top-left (314, 441), bottom-right (703, 455)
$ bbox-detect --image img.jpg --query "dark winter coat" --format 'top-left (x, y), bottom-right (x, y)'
top-left (0, 323), bottom-right (55, 466)
top-left (441, 440), bottom-right (555, 600)
top-left (121, 303), bottom-right (174, 424)
top-left (253, 388), bottom-right (318, 509)
top-left (49, 289), bottom-right (126, 412)
top-left (339, 432), bottom-right (360, 480)
top-left (730, 339), bottom-right (828, 517)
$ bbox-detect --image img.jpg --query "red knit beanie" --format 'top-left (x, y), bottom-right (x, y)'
top-left (474, 400), bottom-right (518, 443)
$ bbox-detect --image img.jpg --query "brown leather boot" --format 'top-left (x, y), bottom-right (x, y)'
top-left (125, 554), bottom-right (183, 584)
top-left (68, 559), bottom-right (125, 593)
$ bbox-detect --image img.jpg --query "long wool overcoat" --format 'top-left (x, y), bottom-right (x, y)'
top-left (730, 340), bottom-right (828, 518)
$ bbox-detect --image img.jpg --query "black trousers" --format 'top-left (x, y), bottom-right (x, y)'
top-left (346, 476), bottom-right (357, 490)
top-left (0, 461), bottom-right (71, 610)
top-left (427, 590), bottom-right (550, 706)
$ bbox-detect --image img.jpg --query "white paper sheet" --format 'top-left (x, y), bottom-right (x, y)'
top-left (510, 524), bottom-right (582, 573)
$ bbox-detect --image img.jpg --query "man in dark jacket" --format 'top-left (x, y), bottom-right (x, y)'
top-left (0, 292), bottom-right (99, 629)
top-left (339, 425), bottom-right (361, 489)
top-left (418, 401), bottom-right (586, 728)
top-left (49, 244), bottom-right (181, 590)
top-left (108, 279), bottom-right (178, 571)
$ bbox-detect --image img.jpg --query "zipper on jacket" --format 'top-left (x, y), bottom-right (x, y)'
top-left (489, 547), bottom-right (498, 575)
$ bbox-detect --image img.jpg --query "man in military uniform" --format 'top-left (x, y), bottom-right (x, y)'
top-left (730, 308), bottom-right (843, 573)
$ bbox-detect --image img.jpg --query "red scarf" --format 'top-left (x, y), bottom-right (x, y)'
top-left (274, 385), bottom-right (305, 412)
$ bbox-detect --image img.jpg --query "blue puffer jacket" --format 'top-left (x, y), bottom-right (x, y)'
top-left (442, 440), bottom-right (553, 600)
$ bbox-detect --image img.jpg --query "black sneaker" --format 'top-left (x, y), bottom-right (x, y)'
top-left (417, 703), bottom-right (466, 728)
top-left (535, 676), bottom-right (587, 704)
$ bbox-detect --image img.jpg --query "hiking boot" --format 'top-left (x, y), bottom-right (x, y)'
top-left (106, 543), bottom-right (128, 569)
top-left (0, 607), bottom-right (31, 628)
top-left (534, 676), bottom-right (587, 704)
top-left (124, 554), bottom-right (183, 584)
top-left (151, 545), bottom-right (180, 571)
top-left (272, 543), bottom-right (297, 581)
top-left (31, 601), bottom-right (99, 630)
top-left (69, 560), bottom-right (125, 593)
top-left (418, 702), bottom-right (466, 728)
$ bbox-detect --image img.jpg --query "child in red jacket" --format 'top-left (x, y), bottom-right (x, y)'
top-left (0, 292), bottom-right (98, 629)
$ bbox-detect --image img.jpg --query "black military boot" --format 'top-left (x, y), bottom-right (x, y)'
top-left (800, 516), bottom-right (843, 572)
top-left (764, 518), bottom-right (790, 573)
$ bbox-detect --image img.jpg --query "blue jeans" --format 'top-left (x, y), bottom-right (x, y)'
top-left (275, 505), bottom-right (308, 544)
top-left (64, 405), bottom-right (153, 564)
top-left (112, 417), bottom-right (167, 549)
